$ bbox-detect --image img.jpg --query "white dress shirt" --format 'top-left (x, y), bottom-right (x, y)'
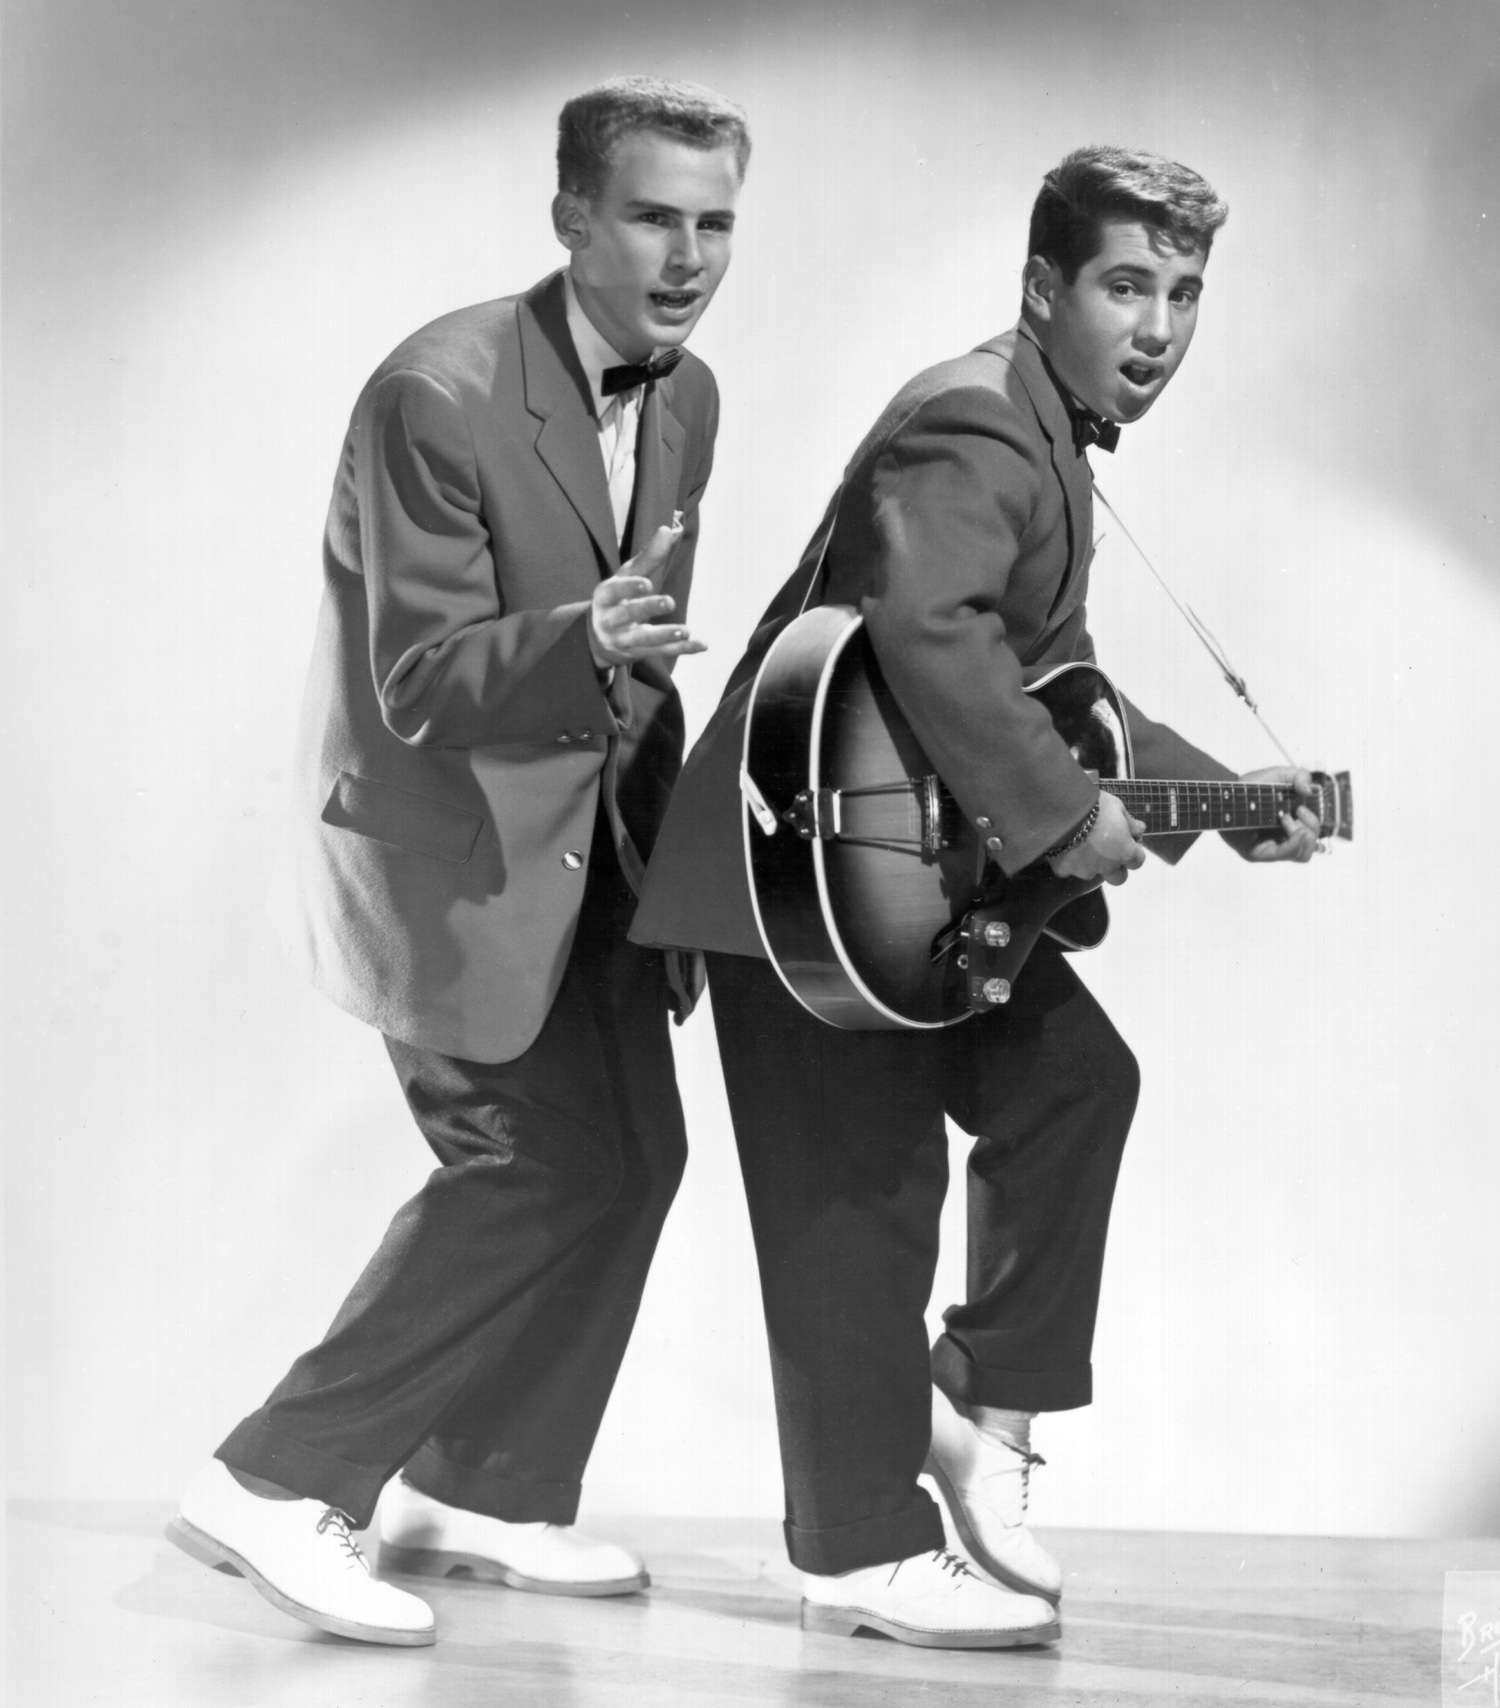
top-left (563, 274), bottom-right (644, 547)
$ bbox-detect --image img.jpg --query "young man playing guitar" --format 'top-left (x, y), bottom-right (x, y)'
top-left (632, 146), bottom-right (1322, 1650)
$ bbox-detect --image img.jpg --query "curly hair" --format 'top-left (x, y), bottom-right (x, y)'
top-left (557, 76), bottom-right (751, 201)
top-left (1028, 146), bottom-right (1228, 279)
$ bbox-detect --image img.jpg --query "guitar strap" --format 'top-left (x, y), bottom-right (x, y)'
top-left (791, 473), bottom-right (1299, 765)
top-left (1091, 480), bottom-right (1297, 765)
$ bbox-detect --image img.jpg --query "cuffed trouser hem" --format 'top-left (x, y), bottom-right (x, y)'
top-left (216, 1420), bottom-right (388, 1530)
top-left (932, 1336), bottom-right (1093, 1414)
top-left (403, 1443), bottom-right (581, 1526)
top-left (785, 1488), bottom-right (946, 1576)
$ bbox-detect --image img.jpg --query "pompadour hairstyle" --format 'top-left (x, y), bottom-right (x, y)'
top-left (1028, 146), bottom-right (1228, 279)
top-left (557, 76), bottom-right (751, 202)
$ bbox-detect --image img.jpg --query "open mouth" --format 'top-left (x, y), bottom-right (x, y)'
top-left (651, 290), bottom-right (701, 312)
top-left (1121, 361), bottom-right (1158, 388)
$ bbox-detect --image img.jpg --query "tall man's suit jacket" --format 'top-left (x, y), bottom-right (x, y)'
top-left (632, 325), bottom-right (1229, 958)
top-left (285, 270), bottom-right (718, 1062)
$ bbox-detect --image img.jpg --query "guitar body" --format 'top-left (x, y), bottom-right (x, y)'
top-left (741, 606), bottom-right (1126, 1030)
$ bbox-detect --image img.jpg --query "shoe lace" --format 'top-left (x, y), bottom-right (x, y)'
top-left (975, 1437), bottom-right (1046, 1519)
top-left (1010, 1443), bottom-right (1046, 1517)
top-left (930, 1548), bottom-right (976, 1581)
top-left (316, 1507), bottom-right (369, 1572)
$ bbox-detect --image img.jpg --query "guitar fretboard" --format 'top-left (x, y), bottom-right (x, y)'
top-left (1106, 779), bottom-right (1323, 837)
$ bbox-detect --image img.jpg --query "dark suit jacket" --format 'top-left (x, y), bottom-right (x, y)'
top-left (632, 325), bottom-right (1228, 959)
top-left (283, 271), bottom-right (718, 1061)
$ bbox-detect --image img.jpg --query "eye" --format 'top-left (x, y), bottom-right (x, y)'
top-left (637, 209), bottom-right (671, 226)
top-left (698, 217), bottom-right (733, 234)
top-left (1109, 280), bottom-right (1139, 299)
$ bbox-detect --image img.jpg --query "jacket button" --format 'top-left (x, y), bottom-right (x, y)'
top-left (562, 850), bottom-right (584, 871)
top-left (976, 815), bottom-right (993, 831)
top-left (578, 729), bottom-right (593, 742)
top-left (557, 732), bottom-right (573, 744)
top-left (985, 835), bottom-right (1004, 856)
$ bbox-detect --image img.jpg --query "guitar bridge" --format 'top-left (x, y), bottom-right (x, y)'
top-left (784, 775), bottom-right (954, 855)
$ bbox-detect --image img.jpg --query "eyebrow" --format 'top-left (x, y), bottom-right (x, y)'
top-left (1106, 262), bottom-right (1204, 290)
top-left (625, 198), bottom-right (736, 222)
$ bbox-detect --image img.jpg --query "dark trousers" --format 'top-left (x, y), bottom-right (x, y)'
top-left (705, 942), bottom-right (1138, 1574)
top-left (219, 832), bottom-right (687, 1529)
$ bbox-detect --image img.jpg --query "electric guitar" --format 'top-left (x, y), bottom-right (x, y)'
top-left (739, 604), bottom-right (1352, 1030)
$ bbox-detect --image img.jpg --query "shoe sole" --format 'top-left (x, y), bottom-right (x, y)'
top-left (801, 1599), bottom-right (1060, 1649)
top-left (379, 1544), bottom-right (649, 1598)
top-left (164, 1518), bottom-right (436, 1646)
top-left (923, 1455), bottom-right (1062, 1603)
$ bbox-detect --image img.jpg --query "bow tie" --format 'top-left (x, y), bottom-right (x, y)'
top-left (600, 348), bottom-right (683, 397)
top-left (1072, 407), bottom-right (1120, 455)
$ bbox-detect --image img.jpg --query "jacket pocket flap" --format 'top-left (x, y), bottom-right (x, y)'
top-left (322, 771), bottom-right (483, 864)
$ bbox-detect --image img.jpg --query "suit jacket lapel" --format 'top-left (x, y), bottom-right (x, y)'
top-left (624, 381), bottom-right (685, 561)
top-left (1000, 327), bottom-right (1095, 594)
top-left (519, 273), bottom-right (621, 573)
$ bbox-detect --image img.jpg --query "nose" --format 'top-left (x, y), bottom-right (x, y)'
top-left (1134, 294), bottom-right (1172, 354)
top-left (667, 223), bottom-right (703, 277)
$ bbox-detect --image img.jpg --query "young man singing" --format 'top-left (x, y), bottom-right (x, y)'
top-left (632, 145), bottom-right (1320, 1651)
top-left (168, 75), bottom-right (748, 1647)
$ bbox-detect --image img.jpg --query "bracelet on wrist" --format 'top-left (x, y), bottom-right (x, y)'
top-left (1043, 797), bottom-right (1100, 860)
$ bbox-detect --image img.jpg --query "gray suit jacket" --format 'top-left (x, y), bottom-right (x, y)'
top-left (284, 271), bottom-right (718, 1060)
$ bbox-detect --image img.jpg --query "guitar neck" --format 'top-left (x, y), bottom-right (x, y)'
top-left (1105, 775), bottom-right (1349, 840)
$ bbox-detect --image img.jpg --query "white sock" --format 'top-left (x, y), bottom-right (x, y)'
top-left (970, 1405), bottom-right (1034, 1453)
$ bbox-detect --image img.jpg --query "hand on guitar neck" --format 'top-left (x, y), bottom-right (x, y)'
top-left (1047, 792), bottom-right (1148, 886)
top-left (1221, 765), bottom-right (1324, 863)
top-left (1049, 765), bottom-right (1323, 883)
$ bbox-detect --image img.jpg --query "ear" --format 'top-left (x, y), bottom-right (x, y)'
top-left (552, 191), bottom-right (590, 252)
top-left (1021, 253), bottom-right (1058, 323)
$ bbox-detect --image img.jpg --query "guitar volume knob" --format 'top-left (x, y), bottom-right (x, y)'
top-left (982, 921), bottom-right (1011, 948)
top-left (981, 977), bottom-right (1012, 1005)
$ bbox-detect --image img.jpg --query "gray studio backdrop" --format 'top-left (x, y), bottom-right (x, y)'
top-left (5, 0), bottom-right (1498, 1540)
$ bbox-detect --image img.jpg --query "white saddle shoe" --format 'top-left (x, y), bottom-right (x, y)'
top-left (166, 1460), bottom-right (435, 1645)
top-left (801, 1547), bottom-right (1060, 1649)
top-left (378, 1478), bottom-right (648, 1596)
top-left (925, 1386), bottom-right (1064, 1600)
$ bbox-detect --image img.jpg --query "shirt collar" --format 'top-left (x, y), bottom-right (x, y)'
top-left (564, 273), bottom-right (633, 421)
top-left (1016, 321), bottom-right (1105, 453)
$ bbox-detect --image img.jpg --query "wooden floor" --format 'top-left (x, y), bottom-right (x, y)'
top-left (6, 1500), bottom-right (1497, 1706)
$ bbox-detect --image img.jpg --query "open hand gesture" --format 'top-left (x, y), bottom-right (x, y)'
top-left (589, 521), bottom-right (707, 668)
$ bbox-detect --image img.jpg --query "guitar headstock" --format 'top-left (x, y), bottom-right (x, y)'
top-left (1310, 770), bottom-right (1353, 841)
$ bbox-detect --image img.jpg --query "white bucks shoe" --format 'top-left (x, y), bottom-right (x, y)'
top-left (166, 1460), bottom-right (435, 1645)
top-left (801, 1548), bottom-right (1060, 1649)
top-left (378, 1478), bottom-right (649, 1596)
top-left (925, 1386), bottom-right (1064, 1600)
